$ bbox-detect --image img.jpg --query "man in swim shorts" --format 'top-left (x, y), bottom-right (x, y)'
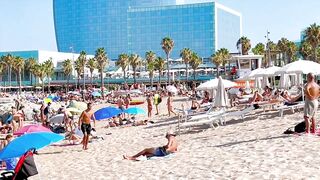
top-left (123, 130), bottom-right (178, 160)
top-left (78, 102), bottom-right (96, 150)
top-left (304, 73), bottom-right (320, 134)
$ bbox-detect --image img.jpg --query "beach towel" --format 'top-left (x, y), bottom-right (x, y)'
top-left (135, 154), bottom-right (175, 161)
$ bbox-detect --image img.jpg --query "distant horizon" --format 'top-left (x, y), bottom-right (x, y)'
top-left (1, 0), bottom-right (320, 54)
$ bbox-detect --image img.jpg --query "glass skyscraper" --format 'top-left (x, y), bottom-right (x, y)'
top-left (54, 0), bottom-right (241, 59)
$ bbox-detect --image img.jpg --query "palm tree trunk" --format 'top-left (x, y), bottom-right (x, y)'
top-left (101, 71), bottom-right (104, 99)
top-left (18, 70), bottom-right (22, 95)
top-left (90, 71), bottom-right (93, 87)
top-left (67, 75), bottom-right (70, 93)
top-left (166, 54), bottom-right (170, 84)
top-left (41, 79), bottom-right (44, 93)
top-left (48, 75), bottom-right (51, 93)
top-left (158, 70), bottom-right (161, 84)
top-left (30, 72), bottom-right (33, 86)
top-left (186, 64), bottom-right (188, 82)
top-left (133, 68), bottom-right (136, 84)
top-left (315, 48), bottom-right (318, 62)
top-left (193, 71), bottom-right (196, 80)
top-left (216, 65), bottom-right (219, 77)
top-left (9, 66), bottom-right (11, 87)
top-left (124, 69), bottom-right (126, 83)
top-left (77, 75), bottom-right (80, 90)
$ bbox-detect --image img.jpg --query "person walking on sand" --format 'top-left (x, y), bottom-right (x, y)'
top-left (154, 92), bottom-right (161, 115)
top-left (304, 73), bottom-right (320, 134)
top-left (167, 92), bottom-right (177, 117)
top-left (123, 131), bottom-right (178, 161)
top-left (78, 102), bottom-right (96, 150)
top-left (146, 94), bottom-right (153, 118)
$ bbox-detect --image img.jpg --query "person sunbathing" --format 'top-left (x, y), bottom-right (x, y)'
top-left (123, 131), bottom-right (178, 161)
top-left (248, 86), bottom-right (272, 104)
top-left (280, 91), bottom-right (303, 104)
top-left (190, 98), bottom-right (200, 111)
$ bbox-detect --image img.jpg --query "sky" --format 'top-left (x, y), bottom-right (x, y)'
top-left (0, 0), bottom-right (320, 52)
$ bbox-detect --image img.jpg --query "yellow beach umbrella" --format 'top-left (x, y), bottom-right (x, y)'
top-left (43, 98), bottom-right (52, 104)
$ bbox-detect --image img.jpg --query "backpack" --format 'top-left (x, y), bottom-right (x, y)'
top-left (294, 121), bottom-right (306, 133)
top-left (158, 97), bottom-right (162, 103)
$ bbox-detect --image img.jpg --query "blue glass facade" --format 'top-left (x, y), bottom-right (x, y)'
top-left (53, 1), bottom-right (241, 59)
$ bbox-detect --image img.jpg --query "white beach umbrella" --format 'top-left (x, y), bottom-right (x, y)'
top-left (50, 114), bottom-right (64, 124)
top-left (197, 78), bottom-right (237, 91)
top-left (245, 80), bottom-right (251, 89)
top-left (213, 77), bottom-right (229, 107)
top-left (276, 60), bottom-right (320, 75)
top-left (166, 85), bottom-right (178, 93)
top-left (279, 74), bottom-right (291, 89)
top-left (262, 76), bottom-right (270, 88)
top-left (248, 68), bottom-right (265, 78)
top-left (255, 66), bottom-right (281, 77)
top-left (254, 77), bottom-right (262, 89)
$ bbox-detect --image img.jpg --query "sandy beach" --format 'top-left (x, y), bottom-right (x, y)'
top-left (19, 96), bottom-right (320, 179)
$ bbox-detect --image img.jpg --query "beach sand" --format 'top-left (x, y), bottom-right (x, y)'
top-left (27, 97), bottom-right (320, 179)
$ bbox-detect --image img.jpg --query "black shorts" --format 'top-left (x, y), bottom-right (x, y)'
top-left (81, 123), bottom-right (92, 135)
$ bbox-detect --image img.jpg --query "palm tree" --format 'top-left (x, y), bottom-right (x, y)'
top-left (147, 61), bottom-right (155, 87)
top-left (43, 58), bottom-right (54, 93)
top-left (33, 63), bottom-right (46, 93)
top-left (277, 38), bottom-right (289, 64)
top-left (211, 51), bottom-right (223, 77)
top-left (252, 43), bottom-right (266, 67)
top-left (219, 48), bottom-right (231, 75)
top-left (287, 41), bottom-right (298, 63)
top-left (267, 41), bottom-right (279, 66)
top-left (12, 56), bottom-right (25, 95)
top-left (180, 48), bottom-right (192, 82)
top-left (161, 37), bottom-right (174, 84)
top-left (154, 57), bottom-right (165, 84)
top-left (62, 59), bottom-right (73, 92)
top-left (95, 48), bottom-right (108, 98)
top-left (236, 36), bottom-right (251, 55)
top-left (145, 51), bottom-right (156, 64)
top-left (3, 54), bottom-right (14, 87)
top-left (305, 23), bottom-right (320, 62)
top-left (129, 54), bottom-right (142, 84)
top-left (25, 57), bottom-right (37, 86)
top-left (86, 58), bottom-right (96, 87)
top-left (189, 52), bottom-right (201, 80)
top-left (300, 41), bottom-right (313, 60)
top-left (0, 56), bottom-right (7, 88)
top-left (0, 60), bottom-right (5, 90)
top-left (78, 51), bottom-right (87, 89)
top-left (116, 53), bottom-right (129, 83)
top-left (74, 58), bottom-right (83, 90)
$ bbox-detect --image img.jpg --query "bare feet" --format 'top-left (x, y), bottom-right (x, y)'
top-left (123, 154), bottom-right (136, 160)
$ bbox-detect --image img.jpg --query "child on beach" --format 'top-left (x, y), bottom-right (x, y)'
top-left (167, 92), bottom-right (176, 117)
top-left (146, 94), bottom-right (152, 118)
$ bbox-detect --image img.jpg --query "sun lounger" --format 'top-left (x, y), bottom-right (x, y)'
top-left (275, 102), bottom-right (304, 117)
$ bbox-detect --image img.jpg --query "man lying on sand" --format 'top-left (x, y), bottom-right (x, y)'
top-left (123, 131), bottom-right (178, 161)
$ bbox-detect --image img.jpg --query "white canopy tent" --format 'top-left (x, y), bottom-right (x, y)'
top-left (197, 78), bottom-right (237, 91)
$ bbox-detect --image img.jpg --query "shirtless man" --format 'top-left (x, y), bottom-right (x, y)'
top-left (78, 102), bottom-right (96, 150)
top-left (123, 131), bottom-right (178, 161)
top-left (304, 73), bottom-right (320, 134)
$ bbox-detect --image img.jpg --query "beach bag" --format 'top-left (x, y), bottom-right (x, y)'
top-left (294, 121), bottom-right (306, 133)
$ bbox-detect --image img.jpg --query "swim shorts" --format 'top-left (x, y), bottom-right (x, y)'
top-left (81, 123), bottom-right (92, 135)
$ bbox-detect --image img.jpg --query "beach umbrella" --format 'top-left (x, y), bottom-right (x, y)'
top-left (213, 77), bottom-right (229, 107)
top-left (276, 60), bottom-right (320, 75)
top-left (262, 76), bottom-right (270, 88)
top-left (279, 74), bottom-right (291, 89)
top-left (43, 98), bottom-right (52, 104)
top-left (166, 85), bottom-right (178, 93)
top-left (255, 66), bottom-right (281, 77)
top-left (66, 107), bottom-right (82, 115)
top-left (197, 78), bottom-right (236, 90)
top-left (0, 132), bottom-right (64, 160)
top-left (248, 68), bottom-right (265, 78)
top-left (254, 77), bottom-right (262, 89)
top-left (49, 114), bottom-right (64, 124)
top-left (14, 125), bottom-right (52, 136)
top-left (92, 91), bottom-right (102, 97)
top-left (94, 107), bottom-right (122, 120)
top-left (68, 101), bottom-right (87, 111)
top-left (124, 107), bottom-right (146, 115)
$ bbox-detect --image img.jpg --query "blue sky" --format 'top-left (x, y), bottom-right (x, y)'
top-left (0, 0), bottom-right (320, 52)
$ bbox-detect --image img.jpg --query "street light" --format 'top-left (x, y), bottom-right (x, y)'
top-left (69, 46), bottom-right (77, 90)
top-left (264, 30), bottom-right (272, 67)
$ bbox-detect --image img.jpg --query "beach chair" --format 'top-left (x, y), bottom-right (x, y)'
top-left (0, 149), bottom-right (38, 180)
top-left (275, 102), bottom-right (305, 117)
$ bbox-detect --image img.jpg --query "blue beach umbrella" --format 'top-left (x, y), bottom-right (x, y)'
top-left (124, 107), bottom-right (146, 115)
top-left (0, 132), bottom-right (64, 160)
top-left (92, 91), bottom-right (102, 97)
top-left (94, 107), bottom-right (122, 120)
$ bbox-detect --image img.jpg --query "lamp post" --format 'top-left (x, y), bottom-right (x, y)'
top-left (265, 30), bottom-right (272, 67)
top-left (69, 46), bottom-right (77, 90)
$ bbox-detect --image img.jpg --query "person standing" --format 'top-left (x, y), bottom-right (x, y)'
top-left (153, 92), bottom-right (161, 115)
top-left (167, 92), bottom-right (177, 117)
top-left (304, 73), bottom-right (320, 134)
top-left (146, 94), bottom-right (153, 118)
top-left (78, 102), bottom-right (96, 150)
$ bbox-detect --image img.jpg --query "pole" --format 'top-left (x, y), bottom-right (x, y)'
top-left (265, 30), bottom-right (272, 67)
top-left (83, 58), bottom-right (86, 101)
